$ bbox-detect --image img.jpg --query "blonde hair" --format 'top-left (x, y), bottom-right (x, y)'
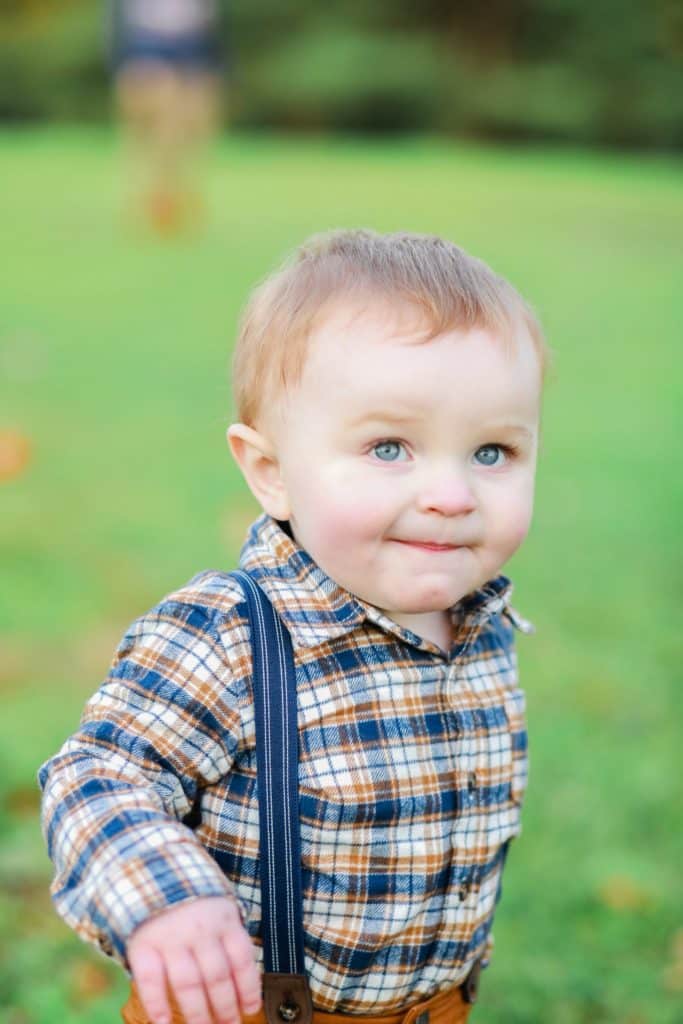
top-left (232, 229), bottom-right (548, 427)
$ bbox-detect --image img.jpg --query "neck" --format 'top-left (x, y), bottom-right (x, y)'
top-left (387, 608), bottom-right (453, 652)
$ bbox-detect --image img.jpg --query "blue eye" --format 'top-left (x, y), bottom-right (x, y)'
top-left (373, 441), bottom-right (405, 462)
top-left (474, 444), bottom-right (506, 467)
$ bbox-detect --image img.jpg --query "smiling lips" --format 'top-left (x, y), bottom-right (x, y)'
top-left (393, 539), bottom-right (463, 552)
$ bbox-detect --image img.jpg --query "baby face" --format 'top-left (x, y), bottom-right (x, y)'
top-left (270, 303), bottom-right (541, 635)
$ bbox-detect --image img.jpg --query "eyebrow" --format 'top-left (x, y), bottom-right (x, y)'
top-left (348, 413), bottom-right (535, 439)
top-left (489, 424), bottom-right (535, 439)
top-left (347, 410), bottom-right (425, 429)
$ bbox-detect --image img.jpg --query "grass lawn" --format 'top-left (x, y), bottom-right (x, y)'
top-left (1, 126), bottom-right (681, 1023)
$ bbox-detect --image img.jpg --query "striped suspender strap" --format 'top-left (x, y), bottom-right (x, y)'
top-left (231, 571), bottom-right (313, 1024)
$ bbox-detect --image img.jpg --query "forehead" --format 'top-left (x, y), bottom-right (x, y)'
top-left (294, 301), bottom-right (542, 425)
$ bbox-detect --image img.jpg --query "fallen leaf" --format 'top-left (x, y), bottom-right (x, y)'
top-left (597, 874), bottom-right (653, 911)
top-left (0, 430), bottom-right (31, 482)
top-left (69, 958), bottom-right (114, 1003)
top-left (4, 785), bottom-right (41, 816)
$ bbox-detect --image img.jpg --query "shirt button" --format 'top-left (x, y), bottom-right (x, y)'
top-left (459, 883), bottom-right (470, 902)
top-left (467, 772), bottom-right (477, 793)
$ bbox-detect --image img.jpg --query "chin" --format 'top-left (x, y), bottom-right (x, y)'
top-left (400, 588), bottom-right (464, 613)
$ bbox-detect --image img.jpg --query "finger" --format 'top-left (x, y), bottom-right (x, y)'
top-left (222, 930), bottom-right (262, 1016)
top-left (196, 938), bottom-right (241, 1024)
top-left (129, 945), bottom-right (172, 1024)
top-left (167, 947), bottom-right (212, 1024)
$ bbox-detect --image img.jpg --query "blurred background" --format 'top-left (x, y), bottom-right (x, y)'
top-left (1, 1), bottom-right (681, 1022)
top-left (2, 0), bottom-right (683, 145)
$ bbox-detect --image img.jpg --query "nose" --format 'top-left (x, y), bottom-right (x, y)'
top-left (417, 470), bottom-right (477, 517)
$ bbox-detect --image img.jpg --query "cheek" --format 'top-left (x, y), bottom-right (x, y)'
top-left (315, 493), bottom-right (382, 548)
top-left (509, 518), bottom-right (531, 549)
top-left (289, 459), bottom-right (400, 557)
top-left (499, 492), bottom-right (535, 550)
top-left (306, 476), bottom-right (397, 565)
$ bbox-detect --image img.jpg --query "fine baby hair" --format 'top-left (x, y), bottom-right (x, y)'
top-left (232, 229), bottom-right (548, 429)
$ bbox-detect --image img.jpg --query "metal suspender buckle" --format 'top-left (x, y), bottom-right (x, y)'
top-left (263, 973), bottom-right (314, 1024)
top-left (459, 958), bottom-right (482, 1005)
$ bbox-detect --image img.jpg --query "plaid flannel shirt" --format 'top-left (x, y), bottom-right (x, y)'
top-left (39, 514), bottom-right (532, 1013)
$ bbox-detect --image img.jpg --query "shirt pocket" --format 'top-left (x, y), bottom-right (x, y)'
top-left (296, 720), bottom-right (455, 889)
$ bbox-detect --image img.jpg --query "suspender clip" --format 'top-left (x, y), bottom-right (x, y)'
top-left (460, 959), bottom-right (482, 1005)
top-left (263, 973), bottom-right (313, 1024)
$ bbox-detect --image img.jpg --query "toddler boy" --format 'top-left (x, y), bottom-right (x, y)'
top-left (39, 230), bottom-right (548, 1024)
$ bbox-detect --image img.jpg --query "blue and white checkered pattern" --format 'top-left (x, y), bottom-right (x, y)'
top-left (39, 514), bottom-right (532, 1014)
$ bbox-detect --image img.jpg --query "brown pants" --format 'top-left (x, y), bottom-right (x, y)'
top-left (121, 977), bottom-right (473, 1024)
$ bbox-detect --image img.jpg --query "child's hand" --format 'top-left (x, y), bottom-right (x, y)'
top-left (127, 895), bottom-right (262, 1024)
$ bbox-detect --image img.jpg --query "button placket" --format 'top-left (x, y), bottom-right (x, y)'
top-left (463, 704), bottom-right (488, 933)
top-left (446, 656), bottom-right (489, 944)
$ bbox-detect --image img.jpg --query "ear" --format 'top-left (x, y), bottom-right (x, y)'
top-left (226, 423), bottom-right (291, 521)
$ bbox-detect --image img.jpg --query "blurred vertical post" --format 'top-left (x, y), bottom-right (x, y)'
top-left (107, 0), bottom-right (224, 235)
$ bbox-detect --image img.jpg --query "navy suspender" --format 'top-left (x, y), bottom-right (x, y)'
top-left (231, 571), bottom-right (313, 1024)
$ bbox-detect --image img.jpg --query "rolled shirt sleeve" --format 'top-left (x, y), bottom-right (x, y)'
top-left (38, 597), bottom-right (247, 965)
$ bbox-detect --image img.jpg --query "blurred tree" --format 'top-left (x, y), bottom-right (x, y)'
top-left (0, 1), bottom-right (106, 121)
top-left (0, 0), bottom-right (681, 147)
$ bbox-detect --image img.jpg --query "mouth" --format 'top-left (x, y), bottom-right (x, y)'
top-left (392, 539), bottom-right (464, 552)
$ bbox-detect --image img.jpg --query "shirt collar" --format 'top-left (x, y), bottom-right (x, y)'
top-left (239, 514), bottom-right (527, 651)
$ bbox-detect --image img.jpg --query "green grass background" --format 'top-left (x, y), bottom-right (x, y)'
top-left (1, 127), bottom-right (681, 1023)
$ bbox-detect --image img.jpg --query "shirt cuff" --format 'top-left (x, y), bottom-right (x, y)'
top-left (82, 827), bottom-right (246, 967)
